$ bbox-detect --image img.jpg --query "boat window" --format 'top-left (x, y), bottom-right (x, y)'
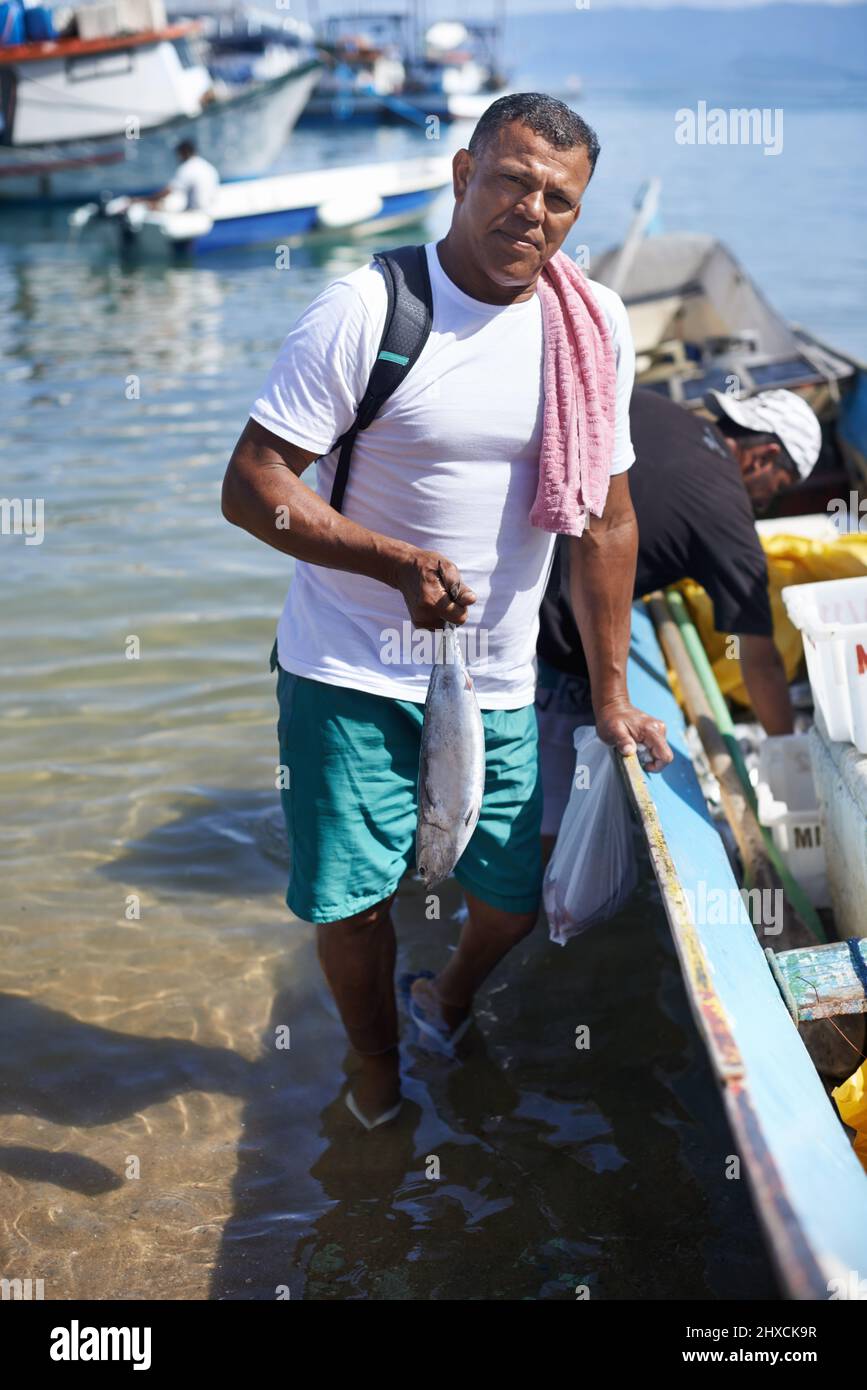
top-left (67, 52), bottom-right (133, 82)
top-left (172, 38), bottom-right (197, 69)
top-left (0, 69), bottom-right (16, 146)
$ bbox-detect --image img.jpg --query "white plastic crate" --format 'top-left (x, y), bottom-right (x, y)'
top-left (75, 2), bottom-right (124, 40)
top-left (75, 0), bottom-right (165, 39)
top-left (756, 734), bottom-right (829, 908)
top-left (121, 0), bottom-right (166, 32)
top-left (782, 575), bottom-right (867, 753)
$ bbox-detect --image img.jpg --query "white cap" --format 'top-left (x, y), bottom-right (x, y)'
top-left (705, 388), bottom-right (822, 481)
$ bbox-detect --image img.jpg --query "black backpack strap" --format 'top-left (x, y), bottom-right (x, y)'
top-left (329, 242), bottom-right (433, 514)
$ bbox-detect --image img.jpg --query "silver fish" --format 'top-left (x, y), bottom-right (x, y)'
top-left (416, 621), bottom-right (486, 889)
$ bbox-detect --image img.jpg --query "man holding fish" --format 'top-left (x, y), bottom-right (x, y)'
top-left (223, 93), bottom-right (672, 1130)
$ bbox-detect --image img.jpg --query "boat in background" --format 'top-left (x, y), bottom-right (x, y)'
top-left (399, 18), bottom-right (511, 122)
top-left (167, 3), bottom-right (317, 86)
top-left (0, 3), bottom-right (321, 203)
top-left (69, 152), bottom-right (452, 256)
top-left (592, 182), bottom-right (867, 505)
top-left (299, 10), bottom-right (409, 125)
top-left (300, 12), bottom-right (510, 127)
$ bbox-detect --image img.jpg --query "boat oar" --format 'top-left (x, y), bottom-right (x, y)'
top-left (647, 593), bottom-right (782, 906)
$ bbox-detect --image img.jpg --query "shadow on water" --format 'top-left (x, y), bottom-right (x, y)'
top-left (0, 861), bottom-right (781, 1298)
top-left (99, 789), bottom-right (289, 897)
top-left (0, 994), bottom-right (255, 1135)
top-left (73, 788), bottom-right (781, 1299)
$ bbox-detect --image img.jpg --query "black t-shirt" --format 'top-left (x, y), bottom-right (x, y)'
top-left (537, 387), bottom-right (773, 678)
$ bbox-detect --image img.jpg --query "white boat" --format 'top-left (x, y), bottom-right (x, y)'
top-left (0, 19), bottom-right (321, 202)
top-left (69, 152), bottom-right (452, 256)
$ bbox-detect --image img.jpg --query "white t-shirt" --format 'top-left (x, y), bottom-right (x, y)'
top-left (250, 240), bottom-right (635, 710)
top-left (169, 155), bottom-right (219, 212)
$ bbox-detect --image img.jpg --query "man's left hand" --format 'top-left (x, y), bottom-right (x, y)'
top-left (594, 699), bottom-right (673, 773)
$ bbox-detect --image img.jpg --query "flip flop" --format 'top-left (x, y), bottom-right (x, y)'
top-left (406, 981), bottom-right (473, 1057)
top-left (344, 1090), bottom-right (402, 1132)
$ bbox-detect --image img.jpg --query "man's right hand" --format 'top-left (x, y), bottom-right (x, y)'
top-left (394, 549), bottom-right (476, 629)
top-left (222, 422), bottom-right (477, 628)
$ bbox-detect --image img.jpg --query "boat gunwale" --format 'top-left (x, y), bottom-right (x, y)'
top-left (0, 22), bottom-right (204, 66)
top-left (0, 59), bottom-right (324, 170)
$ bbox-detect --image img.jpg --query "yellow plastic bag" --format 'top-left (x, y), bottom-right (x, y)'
top-left (672, 532), bottom-right (867, 710)
top-left (833, 1061), bottom-right (867, 1174)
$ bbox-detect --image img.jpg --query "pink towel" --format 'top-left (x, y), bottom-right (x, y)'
top-left (530, 250), bottom-right (618, 537)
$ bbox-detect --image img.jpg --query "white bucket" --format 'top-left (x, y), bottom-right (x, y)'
top-left (755, 734), bottom-right (829, 908)
top-left (781, 575), bottom-right (867, 752)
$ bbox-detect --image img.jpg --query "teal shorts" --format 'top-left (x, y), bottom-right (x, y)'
top-left (271, 645), bottom-right (543, 924)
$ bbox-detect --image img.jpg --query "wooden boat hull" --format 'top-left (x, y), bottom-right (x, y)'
top-left (626, 601), bottom-right (867, 1299)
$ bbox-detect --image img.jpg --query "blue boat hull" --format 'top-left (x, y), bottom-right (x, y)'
top-left (189, 183), bottom-right (441, 254)
top-left (627, 600), bottom-right (867, 1299)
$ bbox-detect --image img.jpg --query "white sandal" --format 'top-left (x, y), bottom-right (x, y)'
top-left (344, 1090), bottom-right (402, 1131)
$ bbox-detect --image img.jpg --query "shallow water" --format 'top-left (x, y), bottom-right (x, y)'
top-left (4, 30), bottom-right (866, 1297)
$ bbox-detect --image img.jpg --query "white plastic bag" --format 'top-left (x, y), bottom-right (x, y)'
top-left (543, 725), bottom-right (638, 945)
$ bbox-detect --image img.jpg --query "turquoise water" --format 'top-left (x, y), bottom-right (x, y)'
top-left (4, 4), bottom-right (866, 1298)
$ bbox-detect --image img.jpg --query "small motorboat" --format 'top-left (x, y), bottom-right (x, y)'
top-left (596, 185), bottom-right (867, 1297)
top-left (68, 153), bottom-right (452, 256)
top-left (0, 4), bottom-right (321, 203)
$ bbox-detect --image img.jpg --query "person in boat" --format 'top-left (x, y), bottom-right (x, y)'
top-left (221, 92), bottom-right (672, 1131)
top-left (129, 140), bottom-right (220, 214)
top-left (536, 384), bottom-right (822, 848)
